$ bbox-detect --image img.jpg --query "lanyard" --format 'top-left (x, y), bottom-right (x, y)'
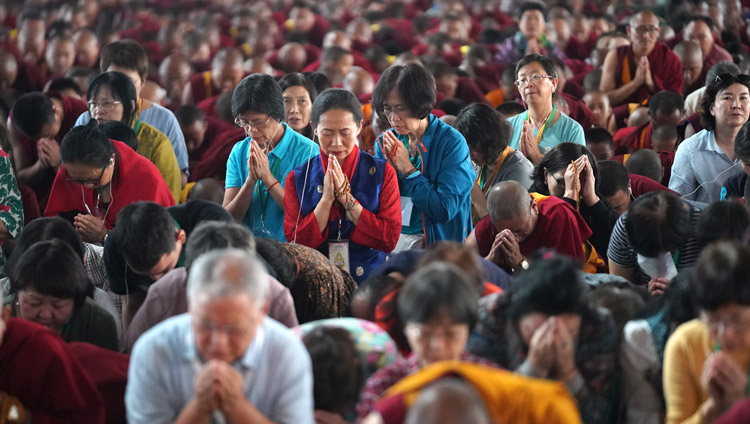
top-left (526, 105), bottom-right (556, 145)
top-left (479, 147), bottom-right (512, 192)
top-left (254, 154), bottom-right (282, 230)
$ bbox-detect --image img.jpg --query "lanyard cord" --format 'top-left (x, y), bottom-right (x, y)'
top-left (526, 104), bottom-right (556, 145)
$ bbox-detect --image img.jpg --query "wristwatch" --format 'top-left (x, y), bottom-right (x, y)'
top-left (511, 257), bottom-right (530, 274)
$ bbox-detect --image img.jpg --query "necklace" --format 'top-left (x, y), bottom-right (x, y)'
top-left (529, 106), bottom-right (554, 130)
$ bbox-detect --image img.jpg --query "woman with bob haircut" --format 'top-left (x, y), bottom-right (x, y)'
top-left (373, 63), bottom-right (475, 250)
top-left (279, 72), bottom-right (317, 140)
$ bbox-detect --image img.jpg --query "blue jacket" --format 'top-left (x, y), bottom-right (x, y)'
top-left (375, 114), bottom-right (475, 244)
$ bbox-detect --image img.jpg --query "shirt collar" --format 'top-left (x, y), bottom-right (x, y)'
top-left (267, 123), bottom-right (294, 160)
top-left (707, 130), bottom-right (726, 155)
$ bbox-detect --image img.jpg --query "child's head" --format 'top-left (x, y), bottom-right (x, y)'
top-left (583, 91), bottom-right (612, 129)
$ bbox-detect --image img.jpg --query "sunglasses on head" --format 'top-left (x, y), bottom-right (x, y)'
top-left (714, 73), bottom-right (750, 84)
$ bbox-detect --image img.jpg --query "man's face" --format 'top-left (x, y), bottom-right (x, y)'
top-left (684, 20), bottom-right (714, 57)
top-left (182, 120), bottom-right (208, 153)
top-left (133, 229), bottom-right (185, 281)
top-left (519, 9), bottom-right (545, 40)
top-left (435, 74), bottom-right (458, 99)
top-left (191, 292), bottom-right (266, 363)
top-left (587, 142), bottom-right (613, 161)
top-left (628, 14), bottom-right (660, 54)
top-left (18, 19), bottom-right (46, 64)
top-left (679, 50), bottom-right (703, 88)
top-left (214, 63), bottom-right (245, 93)
top-left (491, 203), bottom-right (536, 243)
top-left (46, 39), bottom-right (76, 76)
top-left (651, 109), bottom-right (683, 129)
top-left (605, 188), bottom-right (631, 216)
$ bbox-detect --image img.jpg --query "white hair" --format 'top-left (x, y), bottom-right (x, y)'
top-left (187, 248), bottom-right (269, 308)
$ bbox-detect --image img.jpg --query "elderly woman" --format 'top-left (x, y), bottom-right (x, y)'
top-left (86, 71), bottom-right (182, 203)
top-left (509, 54), bottom-right (585, 165)
top-left (279, 72), bottom-right (317, 140)
top-left (284, 89), bottom-right (400, 283)
top-left (670, 73), bottom-right (750, 203)
top-left (373, 63), bottom-right (475, 251)
top-left (5, 239), bottom-right (118, 351)
top-left (44, 122), bottom-right (175, 243)
top-left (664, 242), bottom-right (750, 423)
top-left (454, 103), bottom-right (534, 221)
top-left (224, 74), bottom-right (319, 241)
top-left (467, 253), bottom-right (619, 424)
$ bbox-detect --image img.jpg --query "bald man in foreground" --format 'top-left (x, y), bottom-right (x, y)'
top-left (467, 181), bottom-right (592, 273)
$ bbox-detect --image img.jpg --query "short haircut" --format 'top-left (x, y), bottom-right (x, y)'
top-left (734, 119), bottom-right (750, 161)
top-left (9, 239), bottom-right (90, 309)
top-left (585, 127), bottom-right (614, 149)
top-left (624, 149), bottom-right (662, 183)
top-left (508, 253), bottom-right (589, 320)
top-left (87, 71), bottom-right (138, 125)
top-left (695, 201), bottom-right (750, 248)
top-left (692, 241), bottom-right (750, 311)
top-left (231, 73), bottom-right (285, 122)
top-left (310, 88), bottom-right (364, 127)
top-left (303, 71), bottom-right (333, 95)
top-left (47, 77), bottom-right (82, 96)
top-left (625, 191), bottom-right (693, 257)
top-left (454, 103), bottom-right (511, 163)
top-left (514, 54), bottom-right (557, 80)
top-left (11, 92), bottom-right (55, 138)
top-left (648, 90), bottom-right (684, 115)
top-left (397, 262), bottom-right (479, 329)
top-left (5, 217), bottom-right (85, 281)
top-left (254, 237), bottom-right (297, 289)
top-left (597, 160), bottom-right (630, 197)
top-left (702, 73), bottom-right (750, 132)
top-left (17, 9), bottom-right (44, 26)
top-left (496, 101), bottom-right (526, 117)
top-left (175, 104), bottom-right (207, 127)
top-left (488, 180), bottom-right (531, 222)
top-left (320, 46), bottom-right (352, 66)
top-left (278, 72), bottom-right (318, 104)
top-left (518, 1), bottom-right (545, 19)
top-left (187, 248), bottom-right (269, 307)
top-left (184, 221), bottom-right (256, 272)
top-left (112, 201), bottom-right (177, 272)
top-left (99, 120), bottom-right (139, 151)
top-left (416, 241), bottom-right (486, 293)
top-left (99, 39), bottom-right (149, 80)
top-left (687, 15), bottom-right (715, 30)
top-left (405, 378), bottom-right (491, 424)
top-left (652, 124), bottom-right (678, 142)
top-left (437, 98), bottom-right (466, 116)
top-left (424, 59), bottom-right (455, 79)
top-left (60, 120), bottom-right (115, 168)
top-left (302, 327), bottom-right (360, 411)
top-left (373, 63), bottom-right (436, 120)
top-left (532, 142), bottom-right (599, 195)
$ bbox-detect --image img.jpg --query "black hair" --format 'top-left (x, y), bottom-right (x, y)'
top-left (11, 92), bottom-right (55, 138)
top-left (585, 127), bottom-right (614, 149)
top-left (279, 72), bottom-right (319, 104)
top-left (0, 123), bottom-right (11, 155)
top-left (706, 61), bottom-right (741, 85)
top-left (734, 119), bottom-right (750, 161)
top-left (588, 282), bottom-right (648, 331)
top-left (6, 217), bottom-right (85, 280)
top-left (302, 327), bottom-right (361, 412)
top-left (686, 15), bottom-right (715, 31)
top-left (479, 28), bottom-right (504, 44)
top-left (303, 71), bottom-right (334, 95)
top-left (230, 74), bottom-right (285, 122)
top-left (701, 73), bottom-right (750, 132)
top-left (47, 77), bottom-right (82, 96)
top-left (692, 241), bottom-right (750, 311)
top-left (455, 103), bottom-right (511, 164)
top-left (496, 101), bottom-right (526, 117)
top-left (649, 90), bottom-right (684, 115)
top-left (437, 98), bottom-right (466, 116)
top-left (100, 39), bottom-right (149, 80)
top-left (424, 59), bottom-right (456, 79)
top-left (518, 2), bottom-right (545, 19)
top-left (184, 221), bottom-right (256, 272)
top-left (508, 253), bottom-right (589, 320)
top-left (254, 237), bottom-right (297, 290)
top-left (350, 274), bottom-right (401, 321)
top-left (99, 120), bottom-right (139, 151)
top-left (531, 142), bottom-right (599, 195)
top-left (597, 160), bottom-right (630, 197)
top-left (373, 63), bottom-right (436, 120)
top-left (86, 71), bottom-right (138, 125)
top-left (397, 263), bottom-right (479, 329)
top-left (625, 191), bottom-right (693, 257)
top-left (17, 9), bottom-right (44, 26)
top-left (60, 120), bottom-right (115, 168)
top-left (695, 200), bottom-right (750, 248)
top-left (514, 54), bottom-right (557, 79)
top-left (320, 46), bottom-right (352, 66)
top-left (111, 201), bottom-right (177, 273)
top-left (9, 239), bottom-right (91, 309)
top-left (175, 104), bottom-right (207, 127)
top-left (310, 88), bottom-right (364, 127)
top-left (416, 241), bottom-right (486, 294)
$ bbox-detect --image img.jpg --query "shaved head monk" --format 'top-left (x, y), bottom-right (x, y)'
top-left (600, 10), bottom-right (683, 106)
top-left (674, 40), bottom-right (703, 96)
top-left (277, 42), bottom-right (308, 74)
top-left (468, 181), bottom-right (592, 273)
top-left (182, 47), bottom-right (245, 105)
top-left (683, 16), bottom-right (732, 80)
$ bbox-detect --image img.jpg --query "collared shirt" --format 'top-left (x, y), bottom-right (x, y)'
top-left (126, 314), bottom-right (314, 424)
top-left (669, 129), bottom-right (743, 204)
top-left (226, 123), bottom-right (319, 241)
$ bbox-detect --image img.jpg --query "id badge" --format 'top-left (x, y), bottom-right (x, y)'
top-left (400, 196), bottom-right (414, 226)
top-left (329, 240), bottom-right (350, 274)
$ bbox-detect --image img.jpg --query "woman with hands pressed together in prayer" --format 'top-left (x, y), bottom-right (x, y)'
top-left (284, 89), bottom-right (400, 283)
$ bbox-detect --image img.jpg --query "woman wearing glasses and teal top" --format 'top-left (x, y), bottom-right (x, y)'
top-left (85, 71), bottom-right (182, 203)
top-left (509, 54), bottom-right (585, 166)
top-left (374, 63), bottom-right (475, 251)
top-left (45, 121), bottom-right (175, 243)
top-left (223, 74), bottom-right (318, 241)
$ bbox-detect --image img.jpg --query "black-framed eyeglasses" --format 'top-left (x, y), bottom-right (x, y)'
top-left (65, 164), bottom-right (108, 185)
top-left (714, 73), bottom-right (750, 84)
top-left (234, 115), bottom-right (273, 131)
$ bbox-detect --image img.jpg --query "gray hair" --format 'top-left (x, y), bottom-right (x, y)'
top-left (187, 249), bottom-right (269, 308)
top-left (184, 221), bottom-right (256, 272)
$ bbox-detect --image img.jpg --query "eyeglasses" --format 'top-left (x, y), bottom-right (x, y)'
top-left (382, 104), bottom-right (410, 118)
top-left (65, 163), bottom-right (109, 185)
top-left (514, 74), bottom-right (555, 87)
top-left (702, 316), bottom-right (750, 335)
top-left (714, 73), bottom-right (750, 84)
top-left (630, 25), bottom-right (660, 35)
top-left (87, 100), bottom-right (122, 111)
top-left (193, 317), bottom-right (250, 338)
top-left (234, 115), bottom-right (273, 131)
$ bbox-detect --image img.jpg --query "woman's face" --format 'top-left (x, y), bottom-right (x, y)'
top-left (18, 287), bottom-right (75, 334)
top-left (316, 109), bottom-right (361, 163)
top-left (711, 83), bottom-right (750, 129)
top-left (545, 167), bottom-right (567, 198)
top-left (469, 147), bottom-right (487, 166)
top-left (382, 89), bottom-right (424, 137)
top-left (89, 84), bottom-right (125, 124)
top-left (518, 312), bottom-right (582, 345)
top-left (516, 62), bottom-right (557, 107)
top-left (405, 313), bottom-right (469, 367)
top-left (702, 303), bottom-right (750, 351)
top-left (235, 110), bottom-right (283, 146)
top-left (64, 156), bottom-right (115, 190)
top-left (283, 85), bottom-right (313, 132)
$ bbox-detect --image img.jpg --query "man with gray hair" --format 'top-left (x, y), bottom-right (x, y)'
top-left (126, 249), bottom-right (314, 424)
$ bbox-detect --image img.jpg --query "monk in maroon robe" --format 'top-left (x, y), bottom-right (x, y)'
top-left (181, 47), bottom-right (245, 105)
top-left (612, 90), bottom-right (684, 154)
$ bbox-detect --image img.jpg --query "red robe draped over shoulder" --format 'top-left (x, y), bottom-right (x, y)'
top-left (613, 42), bottom-right (683, 105)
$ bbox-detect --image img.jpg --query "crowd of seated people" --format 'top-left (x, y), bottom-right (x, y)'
top-left (4, 0), bottom-right (750, 422)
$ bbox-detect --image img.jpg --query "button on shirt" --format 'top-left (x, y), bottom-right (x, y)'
top-left (669, 129), bottom-right (744, 204)
top-left (226, 123), bottom-right (319, 241)
top-left (126, 314), bottom-right (314, 424)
